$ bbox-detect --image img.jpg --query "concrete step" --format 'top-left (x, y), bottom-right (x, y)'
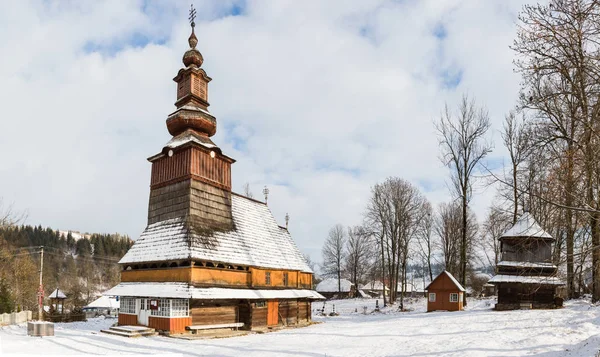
top-left (101, 326), bottom-right (157, 338)
top-left (110, 326), bottom-right (155, 334)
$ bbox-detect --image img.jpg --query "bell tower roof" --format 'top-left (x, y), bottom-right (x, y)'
top-left (182, 9), bottom-right (203, 68)
top-left (166, 4), bottom-right (215, 138)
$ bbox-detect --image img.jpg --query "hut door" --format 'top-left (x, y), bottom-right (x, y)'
top-left (267, 301), bottom-right (279, 326)
top-left (137, 298), bottom-right (149, 326)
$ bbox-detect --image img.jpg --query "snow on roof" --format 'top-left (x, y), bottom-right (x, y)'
top-left (165, 129), bottom-right (217, 150)
top-left (119, 194), bottom-right (313, 273)
top-left (472, 272), bottom-right (493, 281)
top-left (497, 261), bottom-right (557, 269)
top-left (316, 278), bottom-right (353, 292)
top-left (48, 289), bottom-right (67, 299)
top-left (104, 283), bottom-right (325, 300)
top-left (488, 274), bottom-right (565, 285)
top-left (425, 271), bottom-right (466, 292)
top-left (86, 295), bottom-right (119, 309)
top-left (501, 212), bottom-right (552, 239)
top-left (359, 281), bottom-right (389, 291)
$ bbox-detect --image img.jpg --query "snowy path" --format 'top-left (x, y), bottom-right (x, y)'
top-left (1, 298), bottom-right (600, 356)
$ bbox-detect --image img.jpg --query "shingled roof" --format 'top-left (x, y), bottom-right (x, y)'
top-left (501, 212), bottom-right (552, 240)
top-left (119, 194), bottom-right (312, 273)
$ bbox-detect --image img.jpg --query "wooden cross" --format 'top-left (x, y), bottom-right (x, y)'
top-left (189, 4), bottom-right (197, 27)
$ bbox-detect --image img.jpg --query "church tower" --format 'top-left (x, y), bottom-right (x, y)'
top-left (107, 7), bottom-right (321, 336)
top-left (147, 17), bottom-right (235, 231)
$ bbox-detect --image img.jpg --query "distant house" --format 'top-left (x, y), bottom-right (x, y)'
top-left (84, 296), bottom-right (119, 318)
top-left (360, 281), bottom-right (389, 298)
top-left (425, 271), bottom-right (465, 312)
top-left (316, 279), bottom-right (355, 299)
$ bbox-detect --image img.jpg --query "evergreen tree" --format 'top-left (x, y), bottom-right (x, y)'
top-left (0, 279), bottom-right (14, 313)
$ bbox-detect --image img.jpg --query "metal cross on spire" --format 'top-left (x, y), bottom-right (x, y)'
top-left (189, 4), bottom-right (197, 28)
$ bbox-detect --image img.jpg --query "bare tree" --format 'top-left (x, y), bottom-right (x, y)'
top-left (0, 198), bottom-right (25, 228)
top-left (321, 224), bottom-right (346, 292)
top-left (434, 202), bottom-right (478, 284)
top-left (242, 182), bottom-right (254, 199)
top-left (415, 201), bottom-right (435, 282)
top-left (434, 202), bottom-right (462, 276)
top-left (436, 94), bottom-right (492, 305)
top-left (501, 111), bottom-right (531, 224)
top-left (512, 0), bottom-right (600, 300)
top-left (478, 205), bottom-right (512, 270)
top-left (365, 177), bottom-right (428, 307)
top-left (344, 226), bottom-right (374, 291)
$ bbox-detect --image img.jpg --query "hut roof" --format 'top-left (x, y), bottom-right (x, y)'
top-left (316, 278), bottom-right (353, 293)
top-left (425, 271), bottom-right (465, 292)
top-left (501, 212), bottom-right (552, 239)
top-left (48, 289), bottom-right (67, 299)
top-left (104, 282), bottom-right (325, 300)
top-left (119, 194), bottom-right (312, 273)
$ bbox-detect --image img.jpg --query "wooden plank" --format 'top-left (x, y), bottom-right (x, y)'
top-left (187, 322), bottom-right (243, 330)
top-left (191, 305), bottom-right (239, 325)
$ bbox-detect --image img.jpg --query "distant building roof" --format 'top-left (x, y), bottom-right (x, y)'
top-left (359, 281), bottom-right (389, 291)
top-left (425, 271), bottom-right (466, 292)
top-left (119, 194), bottom-right (312, 273)
top-left (501, 212), bottom-right (552, 239)
top-left (316, 278), bottom-right (353, 293)
top-left (86, 295), bottom-right (119, 309)
top-left (48, 289), bottom-right (67, 299)
top-left (105, 282), bottom-right (324, 300)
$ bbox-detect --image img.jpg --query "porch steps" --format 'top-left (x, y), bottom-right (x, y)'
top-left (101, 325), bottom-right (157, 338)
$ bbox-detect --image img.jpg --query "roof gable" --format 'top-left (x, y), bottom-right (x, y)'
top-left (425, 271), bottom-right (465, 292)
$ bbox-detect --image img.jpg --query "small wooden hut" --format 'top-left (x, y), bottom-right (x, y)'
top-left (425, 271), bottom-right (465, 312)
top-left (489, 212), bottom-right (564, 310)
top-left (48, 289), bottom-right (67, 314)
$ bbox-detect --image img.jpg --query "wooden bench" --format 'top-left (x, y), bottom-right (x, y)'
top-left (186, 323), bottom-right (244, 334)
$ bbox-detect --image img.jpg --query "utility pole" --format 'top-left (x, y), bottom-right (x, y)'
top-left (37, 246), bottom-right (44, 321)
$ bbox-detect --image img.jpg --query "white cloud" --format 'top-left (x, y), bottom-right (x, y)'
top-left (0, 0), bottom-right (534, 263)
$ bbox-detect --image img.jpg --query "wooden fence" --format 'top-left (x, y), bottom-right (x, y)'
top-left (0, 311), bottom-right (32, 325)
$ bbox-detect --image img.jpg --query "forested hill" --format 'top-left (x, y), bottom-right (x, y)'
top-left (0, 224), bottom-right (133, 313)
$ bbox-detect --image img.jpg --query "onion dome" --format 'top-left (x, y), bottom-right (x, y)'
top-left (183, 28), bottom-right (204, 67)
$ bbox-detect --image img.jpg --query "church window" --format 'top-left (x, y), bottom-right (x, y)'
top-left (171, 299), bottom-right (189, 317)
top-left (283, 272), bottom-right (289, 286)
top-left (120, 297), bottom-right (136, 314)
top-left (265, 272), bottom-right (271, 285)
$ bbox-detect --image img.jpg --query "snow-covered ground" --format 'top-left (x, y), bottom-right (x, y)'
top-left (2, 297), bottom-right (600, 356)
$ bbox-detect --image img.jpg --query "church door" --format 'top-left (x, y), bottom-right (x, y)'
top-left (267, 300), bottom-right (279, 326)
top-left (137, 298), bottom-right (149, 326)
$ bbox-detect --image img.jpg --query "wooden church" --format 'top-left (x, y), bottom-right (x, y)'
top-left (489, 212), bottom-right (564, 310)
top-left (105, 10), bottom-right (322, 334)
